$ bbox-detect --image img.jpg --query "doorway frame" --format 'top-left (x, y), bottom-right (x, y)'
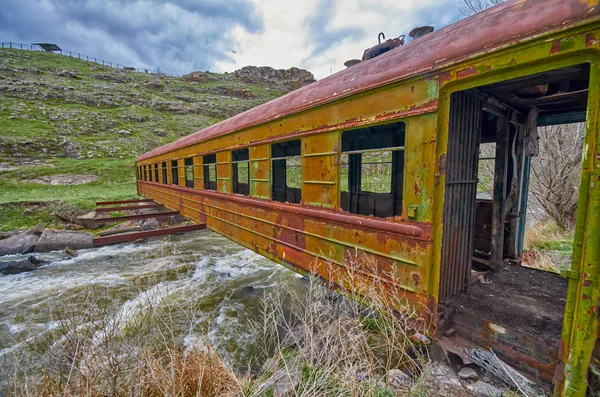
top-left (432, 38), bottom-right (600, 395)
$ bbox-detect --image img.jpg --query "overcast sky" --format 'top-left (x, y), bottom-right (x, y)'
top-left (0, 0), bottom-right (464, 79)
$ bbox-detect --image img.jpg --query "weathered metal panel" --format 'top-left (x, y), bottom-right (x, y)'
top-left (217, 151), bottom-right (232, 194)
top-left (177, 159), bottom-right (185, 186)
top-left (137, 81), bottom-right (439, 167)
top-left (559, 57), bottom-right (600, 397)
top-left (403, 114), bottom-right (438, 222)
top-left (250, 144), bottom-right (271, 199)
top-left (193, 156), bottom-right (203, 189)
top-left (439, 91), bottom-right (481, 302)
top-left (138, 181), bottom-right (432, 314)
top-left (302, 132), bottom-right (339, 208)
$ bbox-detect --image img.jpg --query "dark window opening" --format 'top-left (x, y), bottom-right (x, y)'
top-left (144, 165), bottom-right (148, 181)
top-left (203, 154), bottom-right (217, 190)
top-left (154, 163), bottom-right (159, 182)
top-left (272, 140), bottom-right (301, 204)
top-left (341, 122), bottom-right (405, 218)
top-left (184, 158), bottom-right (194, 188)
top-left (162, 162), bottom-right (167, 184)
top-left (232, 148), bottom-right (250, 195)
top-left (171, 160), bottom-right (178, 185)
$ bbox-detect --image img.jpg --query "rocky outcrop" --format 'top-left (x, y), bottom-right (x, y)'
top-left (0, 256), bottom-right (50, 275)
top-left (234, 66), bottom-right (315, 91)
top-left (0, 230), bottom-right (40, 255)
top-left (35, 230), bottom-right (94, 252)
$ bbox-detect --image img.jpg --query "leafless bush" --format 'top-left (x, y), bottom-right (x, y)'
top-left (529, 123), bottom-right (585, 230)
top-left (246, 252), bottom-right (430, 396)
top-left (460, 0), bottom-right (505, 16)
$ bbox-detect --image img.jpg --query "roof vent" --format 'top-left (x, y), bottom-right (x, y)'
top-left (408, 26), bottom-right (434, 40)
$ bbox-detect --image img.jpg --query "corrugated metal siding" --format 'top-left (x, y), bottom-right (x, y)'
top-left (439, 91), bottom-right (482, 302)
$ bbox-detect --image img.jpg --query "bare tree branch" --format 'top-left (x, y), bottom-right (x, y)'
top-left (460, 0), bottom-right (506, 16)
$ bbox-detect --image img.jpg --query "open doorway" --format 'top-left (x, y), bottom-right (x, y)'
top-left (438, 63), bottom-right (590, 386)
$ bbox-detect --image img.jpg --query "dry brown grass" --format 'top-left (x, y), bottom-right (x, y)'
top-left (243, 253), bottom-right (430, 396)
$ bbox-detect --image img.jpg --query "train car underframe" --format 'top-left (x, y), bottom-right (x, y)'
top-left (436, 63), bottom-right (594, 391)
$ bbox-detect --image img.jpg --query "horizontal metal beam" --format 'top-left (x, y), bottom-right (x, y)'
top-left (93, 224), bottom-right (206, 246)
top-left (95, 204), bottom-right (164, 213)
top-left (94, 211), bottom-right (179, 225)
top-left (96, 198), bottom-right (154, 206)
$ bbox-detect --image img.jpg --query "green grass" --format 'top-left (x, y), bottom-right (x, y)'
top-left (0, 48), bottom-right (297, 231)
top-left (0, 158), bottom-right (138, 231)
top-left (0, 158), bottom-right (137, 204)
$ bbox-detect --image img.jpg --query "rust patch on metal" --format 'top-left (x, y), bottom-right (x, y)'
top-left (586, 32), bottom-right (598, 47)
top-left (456, 66), bottom-right (478, 80)
top-left (437, 153), bottom-right (447, 175)
top-left (550, 40), bottom-right (561, 54)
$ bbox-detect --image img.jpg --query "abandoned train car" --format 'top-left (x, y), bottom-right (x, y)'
top-left (136, 0), bottom-right (600, 395)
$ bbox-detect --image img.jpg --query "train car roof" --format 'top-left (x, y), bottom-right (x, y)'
top-left (138, 0), bottom-right (599, 162)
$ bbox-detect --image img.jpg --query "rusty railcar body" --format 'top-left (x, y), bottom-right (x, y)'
top-left (136, 1), bottom-right (600, 395)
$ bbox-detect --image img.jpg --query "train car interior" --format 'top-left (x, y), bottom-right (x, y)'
top-left (438, 63), bottom-right (590, 384)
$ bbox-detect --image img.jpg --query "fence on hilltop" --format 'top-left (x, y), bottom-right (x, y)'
top-left (0, 41), bottom-right (179, 77)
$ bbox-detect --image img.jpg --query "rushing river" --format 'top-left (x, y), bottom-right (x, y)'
top-left (0, 230), bottom-right (301, 377)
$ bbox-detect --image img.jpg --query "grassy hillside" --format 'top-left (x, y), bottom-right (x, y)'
top-left (0, 48), bottom-right (304, 231)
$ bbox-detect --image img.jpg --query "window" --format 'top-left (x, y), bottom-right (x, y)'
top-left (203, 154), bottom-right (217, 190)
top-left (162, 162), bottom-right (167, 184)
top-left (340, 122), bottom-right (405, 218)
top-left (232, 148), bottom-right (249, 195)
top-left (171, 160), bottom-right (179, 185)
top-left (184, 158), bottom-right (194, 188)
top-left (144, 165), bottom-right (148, 181)
top-left (272, 140), bottom-right (301, 204)
top-left (154, 163), bottom-right (159, 182)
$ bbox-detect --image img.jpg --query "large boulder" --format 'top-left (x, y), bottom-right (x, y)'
top-left (0, 256), bottom-right (50, 275)
top-left (35, 230), bottom-right (94, 252)
top-left (0, 231), bottom-right (40, 256)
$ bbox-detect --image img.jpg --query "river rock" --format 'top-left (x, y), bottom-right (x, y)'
top-left (0, 256), bottom-right (49, 275)
top-left (387, 368), bottom-right (412, 389)
top-left (0, 231), bottom-right (40, 255)
top-left (272, 365), bottom-right (300, 397)
top-left (142, 218), bottom-right (160, 231)
top-left (414, 361), bottom-right (467, 397)
top-left (458, 367), bottom-right (479, 381)
top-left (473, 380), bottom-right (504, 397)
top-left (76, 211), bottom-right (99, 229)
top-left (35, 230), bottom-right (94, 252)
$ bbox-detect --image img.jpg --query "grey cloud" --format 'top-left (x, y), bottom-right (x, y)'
top-left (303, 0), bottom-right (365, 58)
top-left (0, 0), bottom-right (263, 74)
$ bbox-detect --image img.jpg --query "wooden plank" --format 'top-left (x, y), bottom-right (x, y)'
top-left (491, 115), bottom-right (509, 270)
top-left (93, 224), bottom-right (206, 246)
top-left (94, 211), bottom-right (179, 225)
top-left (96, 198), bottom-right (154, 206)
top-left (95, 204), bottom-right (164, 213)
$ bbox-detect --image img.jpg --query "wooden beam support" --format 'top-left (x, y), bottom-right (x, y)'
top-left (490, 115), bottom-right (509, 269)
top-left (93, 224), bottom-right (206, 246)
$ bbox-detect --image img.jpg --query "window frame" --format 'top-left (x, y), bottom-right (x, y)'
top-left (171, 160), bottom-right (179, 186)
top-left (203, 154), bottom-right (217, 191)
top-left (184, 158), bottom-right (194, 188)
top-left (161, 162), bottom-right (167, 184)
top-left (271, 139), bottom-right (302, 204)
top-left (232, 148), bottom-right (250, 196)
top-left (340, 121), bottom-right (406, 218)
